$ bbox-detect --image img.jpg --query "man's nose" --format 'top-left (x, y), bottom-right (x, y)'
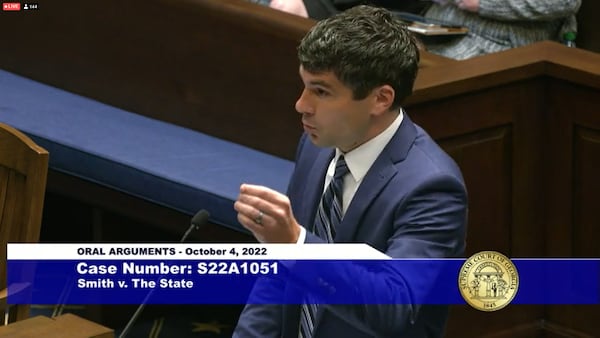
top-left (295, 89), bottom-right (313, 115)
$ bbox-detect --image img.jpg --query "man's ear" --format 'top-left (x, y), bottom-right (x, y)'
top-left (371, 85), bottom-right (395, 116)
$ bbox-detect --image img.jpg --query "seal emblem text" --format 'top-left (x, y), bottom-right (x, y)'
top-left (458, 251), bottom-right (519, 311)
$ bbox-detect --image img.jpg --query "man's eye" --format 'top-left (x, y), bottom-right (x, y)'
top-left (313, 88), bottom-right (329, 97)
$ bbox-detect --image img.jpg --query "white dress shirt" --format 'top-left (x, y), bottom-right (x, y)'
top-left (297, 110), bottom-right (404, 243)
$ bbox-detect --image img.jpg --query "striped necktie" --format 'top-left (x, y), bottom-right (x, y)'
top-left (299, 155), bottom-right (349, 338)
top-left (313, 155), bottom-right (349, 241)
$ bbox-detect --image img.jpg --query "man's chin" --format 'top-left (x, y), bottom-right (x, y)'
top-left (307, 134), bottom-right (332, 148)
top-left (307, 132), bottom-right (321, 143)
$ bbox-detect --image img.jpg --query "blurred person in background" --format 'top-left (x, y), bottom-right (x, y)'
top-left (422, 0), bottom-right (581, 59)
top-left (257, 0), bottom-right (581, 60)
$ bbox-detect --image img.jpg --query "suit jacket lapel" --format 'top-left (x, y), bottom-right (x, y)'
top-left (301, 148), bottom-right (335, 230)
top-left (334, 157), bottom-right (396, 242)
top-left (334, 115), bottom-right (418, 242)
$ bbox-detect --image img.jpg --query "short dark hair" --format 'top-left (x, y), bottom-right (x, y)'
top-left (298, 5), bottom-right (420, 109)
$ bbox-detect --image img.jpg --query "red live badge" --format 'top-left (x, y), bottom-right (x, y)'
top-left (2, 2), bottom-right (21, 11)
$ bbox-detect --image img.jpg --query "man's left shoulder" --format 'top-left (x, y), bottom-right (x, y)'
top-left (408, 125), bottom-right (462, 177)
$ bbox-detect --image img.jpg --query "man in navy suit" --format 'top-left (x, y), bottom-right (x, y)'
top-left (233, 5), bottom-right (467, 337)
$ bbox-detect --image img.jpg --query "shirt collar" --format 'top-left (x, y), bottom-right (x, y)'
top-left (335, 109), bottom-right (404, 182)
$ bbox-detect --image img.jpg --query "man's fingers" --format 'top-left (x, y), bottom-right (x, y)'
top-left (237, 193), bottom-right (289, 226)
top-left (237, 193), bottom-right (272, 213)
top-left (240, 184), bottom-right (290, 206)
top-left (238, 212), bottom-right (260, 230)
top-left (237, 212), bottom-right (268, 243)
top-left (234, 200), bottom-right (264, 224)
top-left (236, 183), bottom-right (299, 244)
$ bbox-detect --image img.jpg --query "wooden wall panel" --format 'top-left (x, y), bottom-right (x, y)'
top-left (545, 304), bottom-right (600, 338)
top-left (544, 320), bottom-right (598, 338)
top-left (408, 79), bottom-right (548, 258)
top-left (538, 74), bottom-right (600, 338)
top-left (572, 127), bottom-right (600, 258)
top-left (577, 0), bottom-right (600, 53)
top-left (508, 80), bottom-right (546, 258)
top-left (439, 127), bottom-right (513, 255)
top-left (544, 80), bottom-right (600, 258)
top-left (446, 305), bottom-right (543, 338)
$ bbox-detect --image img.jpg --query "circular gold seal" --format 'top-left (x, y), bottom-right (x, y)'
top-left (458, 251), bottom-right (519, 311)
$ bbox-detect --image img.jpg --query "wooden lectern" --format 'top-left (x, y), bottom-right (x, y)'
top-left (0, 314), bottom-right (113, 338)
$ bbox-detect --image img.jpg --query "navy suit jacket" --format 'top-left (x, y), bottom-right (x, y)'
top-left (234, 115), bottom-right (467, 338)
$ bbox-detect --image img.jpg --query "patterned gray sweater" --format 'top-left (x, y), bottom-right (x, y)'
top-left (424, 0), bottom-right (581, 60)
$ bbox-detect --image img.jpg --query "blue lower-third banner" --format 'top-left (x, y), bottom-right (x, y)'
top-left (7, 258), bottom-right (600, 305)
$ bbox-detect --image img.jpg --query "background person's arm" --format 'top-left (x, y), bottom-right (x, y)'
top-left (477, 0), bottom-right (581, 21)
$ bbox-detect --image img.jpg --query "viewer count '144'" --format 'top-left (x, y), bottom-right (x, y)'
top-left (2, 2), bottom-right (38, 11)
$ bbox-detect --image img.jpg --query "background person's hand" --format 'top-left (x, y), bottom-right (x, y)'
top-left (270, 0), bottom-right (309, 18)
top-left (234, 184), bottom-right (302, 243)
top-left (455, 0), bottom-right (479, 13)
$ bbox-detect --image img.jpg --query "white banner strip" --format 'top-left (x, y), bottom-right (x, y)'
top-left (7, 243), bottom-right (390, 260)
